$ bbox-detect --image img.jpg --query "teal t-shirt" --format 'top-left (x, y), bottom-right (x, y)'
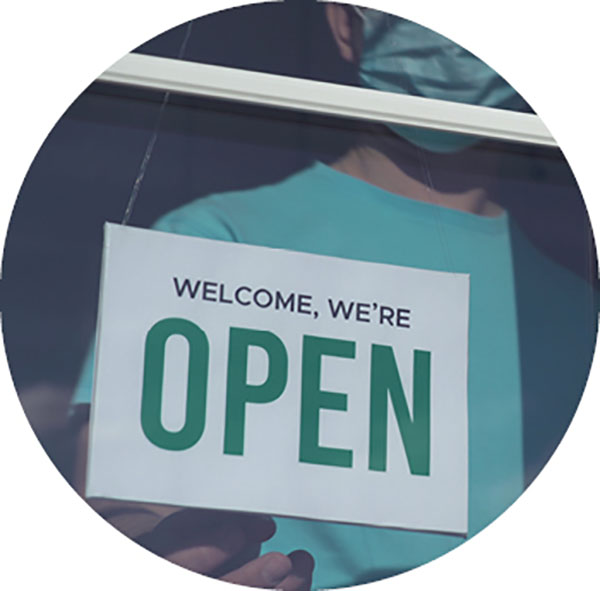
top-left (74, 161), bottom-right (596, 588)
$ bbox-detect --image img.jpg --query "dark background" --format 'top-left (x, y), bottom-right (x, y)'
top-left (1, 0), bottom-right (596, 481)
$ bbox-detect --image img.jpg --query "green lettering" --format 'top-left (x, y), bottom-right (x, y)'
top-left (224, 328), bottom-right (288, 455)
top-left (369, 347), bottom-right (431, 475)
top-left (299, 336), bottom-right (354, 468)
top-left (141, 318), bottom-right (209, 451)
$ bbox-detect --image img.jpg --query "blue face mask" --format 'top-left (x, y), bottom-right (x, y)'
top-left (357, 9), bottom-right (529, 153)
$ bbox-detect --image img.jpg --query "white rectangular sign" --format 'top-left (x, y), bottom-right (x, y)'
top-left (87, 223), bottom-right (470, 534)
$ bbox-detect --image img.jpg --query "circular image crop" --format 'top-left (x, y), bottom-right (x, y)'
top-left (2, 2), bottom-right (598, 590)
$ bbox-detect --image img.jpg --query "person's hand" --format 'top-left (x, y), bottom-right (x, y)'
top-left (76, 420), bottom-right (314, 589)
top-left (134, 508), bottom-right (314, 590)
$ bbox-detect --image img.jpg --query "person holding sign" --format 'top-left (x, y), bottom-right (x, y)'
top-left (72, 3), bottom-right (596, 589)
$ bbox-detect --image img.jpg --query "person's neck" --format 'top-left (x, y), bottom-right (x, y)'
top-left (329, 132), bottom-right (504, 217)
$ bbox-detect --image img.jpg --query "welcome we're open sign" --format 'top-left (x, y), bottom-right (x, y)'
top-left (87, 223), bottom-right (470, 534)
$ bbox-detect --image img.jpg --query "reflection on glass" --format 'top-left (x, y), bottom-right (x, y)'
top-left (2, 3), bottom-right (596, 589)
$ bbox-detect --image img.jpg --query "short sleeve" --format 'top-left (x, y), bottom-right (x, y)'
top-left (151, 198), bottom-right (239, 242)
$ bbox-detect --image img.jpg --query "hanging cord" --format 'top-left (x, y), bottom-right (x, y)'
top-left (121, 21), bottom-right (194, 225)
top-left (415, 146), bottom-right (459, 275)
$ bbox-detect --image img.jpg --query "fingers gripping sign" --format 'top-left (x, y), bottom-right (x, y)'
top-left (136, 509), bottom-right (314, 589)
top-left (77, 421), bottom-right (314, 589)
